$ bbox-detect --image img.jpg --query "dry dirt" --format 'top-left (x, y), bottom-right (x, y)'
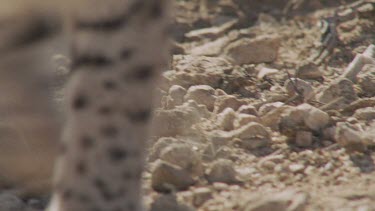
top-left (1, 0), bottom-right (375, 211)
top-left (145, 0), bottom-right (375, 211)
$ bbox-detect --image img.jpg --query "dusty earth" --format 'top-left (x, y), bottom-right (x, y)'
top-left (0, 0), bottom-right (375, 211)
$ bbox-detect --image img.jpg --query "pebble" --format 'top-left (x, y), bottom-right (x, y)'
top-left (206, 159), bottom-right (240, 184)
top-left (150, 193), bottom-right (195, 211)
top-left (193, 187), bottom-right (213, 207)
top-left (185, 85), bottom-right (217, 111)
top-left (160, 143), bottom-right (203, 177)
top-left (151, 160), bottom-right (195, 192)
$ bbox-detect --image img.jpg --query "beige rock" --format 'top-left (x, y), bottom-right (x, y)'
top-left (295, 131), bottom-right (313, 147)
top-left (284, 78), bottom-right (315, 102)
top-left (242, 190), bottom-right (309, 211)
top-left (216, 108), bottom-right (237, 131)
top-left (238, 105), bottom-right (258, 116)
top-left (214, 95), bottom-right (249, 113)
top-left (296, 62), bottom-right (323, 80)
top-left (151, 160), bottom-right (195, 192)
top-left (342, 53), bottom-right (375, 82)
top-left (193, 187), bottom-right (213, 207)
top-left (317, 78), bottom-right (358, 110)
top-left (258, 102), bottom-right (285, 116)
top-left (354, 107), bottom-right (375, 121)
top-left (170, 55), bottom-right (232, 88)
top-left (233, 122), bottom-right (271, 149)
top-left (150, 193), bottom-right (195, 211)
top-left (335, 123), bottom-right (366, 152)
top-left (234, 114), bottom-right (259, 129)
top-left (152, 102), bottom-right (203, 137)
top-left (160, 143), bottom-right (203, 177)
top-left (261, 105), bottom-right (292, 130)
top-left (185, 85), bottom-right (216, 111)
top-left (205, 159), bottom-right (240, 184)
top-left (357, 64), bottom-right (375, 97)
top-left (169, 85), bottom-right (187, 106)
top-left (257, 67), bottom-right (279, 79)
top-left (185, 19), bottom-right (237, 41)
top-left (149, 137), bottom-right (179, 161)
top-left (224, 35), bottom-right (280, 65)
top-left (302, 104), bottom-right (330, 131)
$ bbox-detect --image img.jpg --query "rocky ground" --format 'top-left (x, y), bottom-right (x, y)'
top-left (145, 0), bottom-right (375, 210)
top-left (0, 0), bottom-right (375, 211)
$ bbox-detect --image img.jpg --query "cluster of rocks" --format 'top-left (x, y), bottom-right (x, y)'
top-left (145, 1), bottom-right (375, 207)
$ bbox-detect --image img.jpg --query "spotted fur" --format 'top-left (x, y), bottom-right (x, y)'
top-left (0, 1), bottom-right (170, 211)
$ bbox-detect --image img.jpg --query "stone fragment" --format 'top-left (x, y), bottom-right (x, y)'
top-left (150, 193), bottom-right (195, 211)
top-left (214, 95), bottom-right (248, 113)
top-left (242, 190), bottom-right (308, 211)
top-left (295, 131), bottom-right (313, 147)
top-left (289, 163), bottom-right (305, 173)
top-left (280, 104), bottom-right (329, 139)
top-left (149, 137), bottom-right (178, 161)
top-left (357, 64), bottom-right (375, 97)
top-left (257, 67), bottom-right (279, 79)
top-left (224, 35), bottom-right (280, 65)
top-left (342, 45), bottom-right (375, 81)
top-left (284, 78), bottom-right (315, 101)
top-left (151, 160), bottom-right (195, 192)
top-left (317, 78), bottom-right (358, 110)
top-left (169, 55), bottom-right (232, 88)
top-left (185, 20), bottom-right (237, 41)
top-left (169, 85), bottom-right (187, 106)
top-left (192, 187), bottom-right (213, 207)
top-left (205, 159), bottom-right (240, 184)
top-left (335, 123), bottom-right (366, 152)
top-left (258, 102), bottom-right (285, 116)
top-left (354, 107), bottom-right (375, 121)
top-left (296, 62), bottom-right (323, 80)
top-left (234, 114), bottom-right (259, 129)
top-left (261, 105), bottom-right (292, 130)
top-left (185, 85), bottom-right (216, 111)
top-left (238, 105), bottom-right (258, 116)
top-left (216, 108), bottom-right (237, 131)
top-left (152, 101), bottom-right (205, 137)
top-left (233, 122), bottom-right (271, 149)
top-left (160, 143), bottom-right (203, 177)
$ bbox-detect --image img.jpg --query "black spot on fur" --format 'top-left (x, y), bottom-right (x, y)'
top-left (108, 148), bottom-right (128, 162)
top-left (89, 208), bottom-right (103, 211)
top-left (128, 202), bottom-right (136, 211)
top-left (124, 109), bottom-right (151, 123)
top-left (132, 65), bottom-right (154, 80)
top-left (128, 1), bottom-right (146, 16)
top-left (59, 142), bottom-right (67, 155)
top-left (72, 54), bottom-right (113, 68)
top-left (98, 106), bottom-right (113, 115)
top-left (100, 125), bottom-right (118, 138)
top-left (123, 171), bottom-right (133, 180)
top-left (150, 2), bottom-right (163, 19)
top-left (75, 14), bottom-right (127, 31)
top-left (76, 161), bottom-right (87, 175)
top-left (93, 178), bottom-right (116, 201)
top-left (120, 48), bottom-right (134, 60)
top-left (80, 136), bottom-right (95, 149)
top-left (73, 94), bottom-right (89, 110)
top-left (102, 80), bottom-right (117, 90)
top-left (62, 189), bottom-right (73, 200)
top-left (5, 15), bottom-right (61, 52)
top-left (77, 193), bottom-right (92, 204)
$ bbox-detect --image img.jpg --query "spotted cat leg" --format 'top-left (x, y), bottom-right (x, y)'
top-left (47, 1), bottom-right (170, 211)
